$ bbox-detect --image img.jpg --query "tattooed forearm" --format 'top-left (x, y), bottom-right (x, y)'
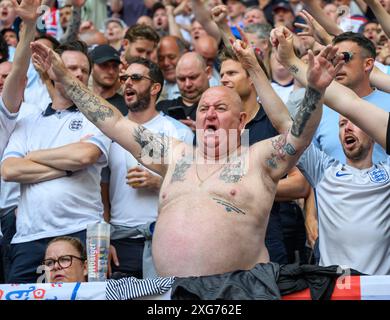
top-left (133, 125), bottom-right (170, 161)
top-left (170, 157), bottom-right (191, 183)
top-left (213, 197), bottom-right (246, 215)
top-left (289, 65), bottom-right (299, 74)
top-left (266, 134), bottom-right (297, 169)
top-left (67, 81), bottom-right (114, 122)
top-left (291, 87), bottom-right (322, 138)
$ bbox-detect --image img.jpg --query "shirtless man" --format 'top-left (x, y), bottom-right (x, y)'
top-left (30, 41), bottom-right (342, 277)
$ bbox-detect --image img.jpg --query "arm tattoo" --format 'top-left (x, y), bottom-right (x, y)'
top-left (67, 81), bottom-right (114, 122)
top-left (212, 197), bottom-right (246, 215)
top-left (133, 125), bottom-right (170, 161)
top-left (170, 157), bottom-right (191, 183)
top-left (291, 86), bottom-right (322, 138)
top-left (266, 134), bottom-right (297, 169)
top-left (219, 161), bottom-right (244, 183)
top-left (289, 65), bottom-right (299, 74)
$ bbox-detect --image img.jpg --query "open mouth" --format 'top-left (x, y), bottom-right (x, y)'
top-left (205, 124), bottom-right (218, 135)
top-left (125, 88), bottom-right (136, 99)
top-left (344, 136), bottom-right (357, 148)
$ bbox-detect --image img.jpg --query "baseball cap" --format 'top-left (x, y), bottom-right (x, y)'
top-left (273, 1), bottom-right (294, 14)
top-left (104, 17), bottom-right (127, 30)
top-left (90, 45), bottom-right (121, 64)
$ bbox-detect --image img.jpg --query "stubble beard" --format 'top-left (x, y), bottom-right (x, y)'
top-left (128, 86), bottom-right (152, 112)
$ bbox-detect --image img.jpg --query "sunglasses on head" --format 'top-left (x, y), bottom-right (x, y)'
top-left (119, 73), bottom-right (155, 83)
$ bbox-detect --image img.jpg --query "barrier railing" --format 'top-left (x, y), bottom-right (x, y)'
top-left (0, 276), bottom-right (389, 300)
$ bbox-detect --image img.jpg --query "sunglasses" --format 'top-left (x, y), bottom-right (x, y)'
top-left (119, 73), bottom-right (155, 83)
top-left (341, 51), bottom-right (353, 63)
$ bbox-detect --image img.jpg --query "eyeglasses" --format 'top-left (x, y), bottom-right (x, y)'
top-left (341, 51), bottom-right (354, 63)
top-left (42, 255), bottom-right (85, 270)
top-left (119, 73), bottom-right (155, 83)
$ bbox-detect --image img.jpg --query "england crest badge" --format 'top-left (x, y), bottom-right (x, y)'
top-left (368, 167), bottom-right (389, 183)
top-left (69, 118), bottom-right (83, 131)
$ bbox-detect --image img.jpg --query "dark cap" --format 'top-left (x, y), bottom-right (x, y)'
top-left (273, 1), bottom-right (294, 14)
top-left (90, 44), bottom-right (121, 64)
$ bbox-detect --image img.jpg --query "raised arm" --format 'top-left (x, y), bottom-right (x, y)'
top-left (258, 45), bottom-right (342, 182)
top-left (294, 10), bottom-right (334, 46)
top-left (354, 0), bottom-right (368, 13)
top-left (272, 26), bottom-right (389, 151)
top-left (2, 0), bottom-right (42, 113)
top-left (166, 4), bottom-right (185, 42)
top-left (301, 0), bottom-right (344, 37)
top-left (363, 0), bottom-right (390, 38)
top-left (211, 5), bottom-right (235, 50)
top-left (30, 41), bottom-right (173, 176)
top-left (231, 34), bottom-right (292, 133)
top-left (191, 0), bottom-right (221, 44)
top-left (60, 0), bottom-right (84, 44)
top-left (370, 66), bottom-right (390, 93)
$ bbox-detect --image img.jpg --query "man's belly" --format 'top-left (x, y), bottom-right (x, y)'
top-left (152, 197), bottom-right (269, 277)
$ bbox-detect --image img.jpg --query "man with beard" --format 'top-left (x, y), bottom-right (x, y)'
top-left (156, 52), bottom-right (211, 130)
top-left (313, 32), bottom-right (390, 164)
top-left (100, 57), bottom-right (193, 278)
top-left (90, 44), bottom-right (127, 116)
top-left (297, 115), bottom-right (390, 275)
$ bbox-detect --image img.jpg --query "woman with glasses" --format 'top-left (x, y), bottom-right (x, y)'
top-left (42, 236), bottom-right (88, 283)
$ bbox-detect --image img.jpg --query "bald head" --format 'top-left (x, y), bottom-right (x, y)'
top-left (193, 35), bottom-right (218, 68)
top-left (158, 36), bottom-right (187, 83)
top-left (199, 86), bottom-right (243, 113)
top-left (176, 51), bottom-right (206, 72)
top-left (79, 31), bottom-right (108, 46)
top-left (176, 52), bottom-right (210, 104)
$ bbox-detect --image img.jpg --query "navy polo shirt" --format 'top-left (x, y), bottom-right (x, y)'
top-left (245, 104), bottom-right (279, 145)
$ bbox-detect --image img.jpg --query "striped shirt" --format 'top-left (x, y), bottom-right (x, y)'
top-left (106, 276), bottom-right (175, 300)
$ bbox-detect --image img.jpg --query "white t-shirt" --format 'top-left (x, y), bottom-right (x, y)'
top-left (271, 81), bottom-right (294, 104)
top-left (0, 101), bottom-right (48, 217)
top-left (105, 112), bottom-right (193, 228)
top-left (2, 105), bottom-right (111, 243)
top-left (298, 144), bottom-right (390, 275)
